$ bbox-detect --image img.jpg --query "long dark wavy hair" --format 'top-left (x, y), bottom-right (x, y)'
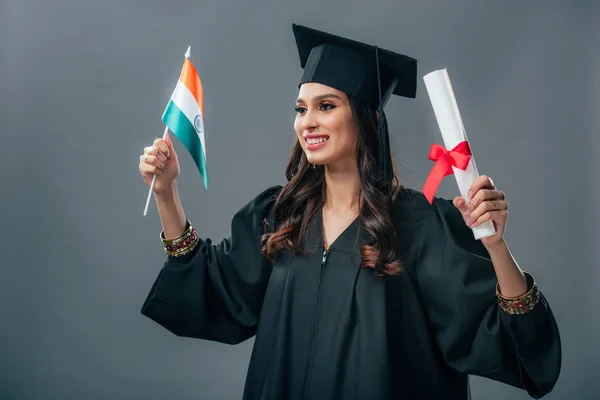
top-left (261, 95), bottom-right (403, 276)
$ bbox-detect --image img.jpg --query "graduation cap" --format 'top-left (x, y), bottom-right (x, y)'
top-left (292, 23), bottom-right (417, 187)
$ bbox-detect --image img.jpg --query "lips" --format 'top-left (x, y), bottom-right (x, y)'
top-left (304, 135), bottom-right (329, 151)
top-left (305, 136), bottom-right (329, 145)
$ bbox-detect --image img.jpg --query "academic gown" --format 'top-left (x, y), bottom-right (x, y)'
top-left (141, 185), bottom-right (561, 400)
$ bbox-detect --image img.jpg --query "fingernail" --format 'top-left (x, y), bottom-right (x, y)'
top-left (466, 218), bottom-right (471, 226)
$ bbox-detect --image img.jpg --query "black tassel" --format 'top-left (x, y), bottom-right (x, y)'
top-left (378, 111), bottom-right (393, 185)
top-left (375, 46), bottom-right (393, 188)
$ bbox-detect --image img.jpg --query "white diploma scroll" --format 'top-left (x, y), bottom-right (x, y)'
top-left (423, 68), bottom-right (496, 240)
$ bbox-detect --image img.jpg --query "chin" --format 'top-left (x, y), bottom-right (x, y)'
top-left (305, 153), bottom-right (330, 166)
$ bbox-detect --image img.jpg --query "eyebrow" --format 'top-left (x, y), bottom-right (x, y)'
top-left (295, 93), bottom-right (342, 103)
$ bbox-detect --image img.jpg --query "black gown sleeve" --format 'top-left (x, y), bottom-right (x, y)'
top-left (416, 197), bottom-right (561, 398)
top-left (140, 185), bottom-right (283, 345)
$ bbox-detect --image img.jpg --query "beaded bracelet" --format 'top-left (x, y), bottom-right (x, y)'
top-left (160, 220), bottom-right (199, 257)
top-left (496, 272), bottom-right (540, 315)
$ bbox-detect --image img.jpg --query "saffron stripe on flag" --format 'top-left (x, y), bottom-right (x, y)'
top-left (163, 100), bottom-right (208, 189)
top-left (179, 58), bottom-right (204, 114)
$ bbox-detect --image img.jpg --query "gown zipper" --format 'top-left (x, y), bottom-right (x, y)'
top-left (300, 247), bottom-right (328, 399)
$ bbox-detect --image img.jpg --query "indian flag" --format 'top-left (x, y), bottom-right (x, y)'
top-left (162, 46), bottom-right (208, 189)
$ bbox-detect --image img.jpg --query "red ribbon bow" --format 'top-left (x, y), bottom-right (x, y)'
top-left (422, 141), bottom-right (472, 204)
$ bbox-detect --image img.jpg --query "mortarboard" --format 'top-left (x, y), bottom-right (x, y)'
top-left (291, 23), bottom-right (417, 187)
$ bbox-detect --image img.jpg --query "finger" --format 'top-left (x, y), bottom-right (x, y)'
top-left (453, 196), bottom-right (467, 210)
top-left (468, 201), bottom-right (508, 225)
top-left (165, 132), bottom-right (175, 153)
top-left (140, 154), bottom-right (165, 170)
top-left (468, 175), bottom-right (495, 198)
top-left (139, 157), bottom-right (163, 175)
top-left (144, 145), bottom-right (167, 163)
top-left (467, 189), bottom-right (505, 211)
top-left (154, 138), bottom-right (171, 158)
top-left (154, 147), bottom-right (167, 163)
top-left (471, 210), bottom-right (508, 228)
top-left (453, 196), bottom-right (472, 222)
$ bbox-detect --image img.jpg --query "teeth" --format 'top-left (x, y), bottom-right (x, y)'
top-left (306, 137), bottom-right (328, 145)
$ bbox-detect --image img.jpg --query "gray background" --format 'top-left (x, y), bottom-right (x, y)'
top-left (1, 0), bottom-right (598, 398)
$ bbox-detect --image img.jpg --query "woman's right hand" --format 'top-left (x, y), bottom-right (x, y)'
top-left (139, 133), bottom-right (180, 194)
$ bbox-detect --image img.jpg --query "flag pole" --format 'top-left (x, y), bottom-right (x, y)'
top-left (143, 125), bottom-right (169, 216)
top-left (143, 46), bottom-right (193, 216)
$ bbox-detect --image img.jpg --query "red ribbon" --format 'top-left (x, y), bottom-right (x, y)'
top-left (422, 141), bottom-right (472, 204)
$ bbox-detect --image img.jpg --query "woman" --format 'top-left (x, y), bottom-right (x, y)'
top-left (138, 24), bottom-right (561, 399)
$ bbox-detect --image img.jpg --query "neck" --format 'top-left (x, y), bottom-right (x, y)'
top-left (323, 158), bottom-right (361, 212)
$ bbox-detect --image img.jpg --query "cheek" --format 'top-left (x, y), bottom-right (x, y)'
top-left (293, 117), bottom-right (302, 136)
top-left (341, 132), bottom-right (358, 152)
top-left (333, 118), bottom-right (357, 149)
top-left (294, 119), bottom-right (305, 146)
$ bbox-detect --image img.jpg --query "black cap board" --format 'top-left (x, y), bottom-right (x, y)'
top-left (292, 23), bottom-right (417, 108)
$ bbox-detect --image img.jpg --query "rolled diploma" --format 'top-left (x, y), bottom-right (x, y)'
top-left (423, 68), bottom-right (496, 240)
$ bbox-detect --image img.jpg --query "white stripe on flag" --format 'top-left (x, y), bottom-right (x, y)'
top-left (170, 80), bottom-right (206, 157)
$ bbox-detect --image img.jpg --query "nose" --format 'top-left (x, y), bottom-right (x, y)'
top-left (301, 108), bottom-right (319, 132)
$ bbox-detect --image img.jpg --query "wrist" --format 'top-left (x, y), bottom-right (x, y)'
top-left (484, 238), bottom-right (528, 298)
top-left (483, 237), bottom-right (508, 255)
top-left (154, 180), bottom-right (187, 240)
top-left (155, 180), bottom-right (178, 204)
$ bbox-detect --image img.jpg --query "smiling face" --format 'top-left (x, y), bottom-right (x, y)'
top-left (294, 82), bottom-right (358, 166)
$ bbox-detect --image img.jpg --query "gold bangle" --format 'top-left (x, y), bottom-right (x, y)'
top-left (160, 221), bottom-right (199, 257)
top-left (496, 272), bottom-right (540, 315)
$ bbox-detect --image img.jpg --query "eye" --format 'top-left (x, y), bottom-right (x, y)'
top-left (294, 106), bottom-right (306, 114)
top-left (319, 103), bottom-right (336, 111)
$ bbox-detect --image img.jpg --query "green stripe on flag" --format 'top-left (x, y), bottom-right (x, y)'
top-left (162, 100), bottom-right (208, 189)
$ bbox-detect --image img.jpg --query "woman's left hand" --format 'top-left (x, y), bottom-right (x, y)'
top-left (453, 175), bottom-right (508, 248)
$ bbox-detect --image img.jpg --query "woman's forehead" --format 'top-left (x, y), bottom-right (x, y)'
top-left (296, 82), bottom-right (348, 102)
